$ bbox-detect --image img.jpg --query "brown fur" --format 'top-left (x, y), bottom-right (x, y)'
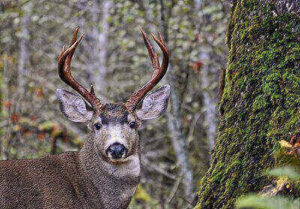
top-left (0, 152), bottom-right (103, 209)
top-left (100, 103), bottom-right (129, 124)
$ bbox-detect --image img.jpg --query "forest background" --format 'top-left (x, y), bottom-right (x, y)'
top-left (1, 0), bottom-right (299, 209)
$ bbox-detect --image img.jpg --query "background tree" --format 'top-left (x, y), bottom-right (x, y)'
top-left (196, 0), bottom-right (299, 208)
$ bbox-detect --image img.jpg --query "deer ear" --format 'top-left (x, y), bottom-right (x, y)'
top-left (57, 89), bottom-right (93, 123)
top-left (136, 85), bottom-right (170, 120)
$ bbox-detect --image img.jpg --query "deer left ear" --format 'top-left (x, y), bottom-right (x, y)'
top-left (136, 85), bottom-right (170, 120)
top-left (57, 89), bottom-right (93, 123)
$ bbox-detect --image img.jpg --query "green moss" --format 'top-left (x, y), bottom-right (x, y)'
top-left (196, 0), bottom-right (299, 208)
top-left (252, 95), bottom-right (267, 112)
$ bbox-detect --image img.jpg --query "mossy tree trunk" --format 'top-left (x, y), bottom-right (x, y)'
top-left (196, 0), bottom-right (299, 208)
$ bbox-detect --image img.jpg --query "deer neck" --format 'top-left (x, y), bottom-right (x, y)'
top-left (79, 134), bottom-right (141, 209)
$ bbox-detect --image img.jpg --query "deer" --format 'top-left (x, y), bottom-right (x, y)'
top-left (0, 27), bottom-right (170, 209)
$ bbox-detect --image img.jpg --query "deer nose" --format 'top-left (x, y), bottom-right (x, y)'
top-left (106, 143), bottom-right (128, 159)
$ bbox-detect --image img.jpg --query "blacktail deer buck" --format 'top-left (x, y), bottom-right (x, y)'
top-left (0, 27), bottom-right (170, 209)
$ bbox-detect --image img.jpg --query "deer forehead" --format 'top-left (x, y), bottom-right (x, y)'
top-left (93, 103), bottom-right (135, 124)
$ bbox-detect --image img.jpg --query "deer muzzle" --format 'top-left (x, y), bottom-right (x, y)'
top-left (106, 142), bottom-right (128, 159)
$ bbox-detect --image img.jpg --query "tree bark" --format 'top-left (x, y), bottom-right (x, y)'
top-left (196, 0), bottom-right (299, 208)
top-left (95, 0), bottom-right (111, 94)
top-left (89, 0), bottom-right (112, 96)
top-left (18, 3), bottom-right (32, 99)
top-left (200, 51), bottom-right (217, 155)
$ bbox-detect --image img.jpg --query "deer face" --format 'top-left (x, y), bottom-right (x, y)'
top-left (57, 85), bottom-right (170, 163)
top-left (92, 103), bottom-right (138, 163)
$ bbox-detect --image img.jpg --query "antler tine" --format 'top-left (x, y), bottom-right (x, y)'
top-left (125, 29), bottom-right (169, 111)
top-left (67, 26), bottom-right (79, 60)
top-left (157, 31), bottom-right (166, 45)
top-left (58, 28), bottom-right (102, 109)
top-left (140, 28), bottom-right (160, 72)
top-left (151, 33), bottom-right (169, 78)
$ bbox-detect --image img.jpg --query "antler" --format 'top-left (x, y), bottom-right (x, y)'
top-left (57, 27), bottom-right (103, 109)
top-left (124, 28), bottom-right (169, 111)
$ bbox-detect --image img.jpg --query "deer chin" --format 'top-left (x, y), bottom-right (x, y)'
top-left (104, 152), bottom-right (133, 165)
top-left (108, 157), bottom-right (130, 165)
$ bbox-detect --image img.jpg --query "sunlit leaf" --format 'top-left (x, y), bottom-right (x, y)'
top-left (279, 140), bottom-right (292, 148)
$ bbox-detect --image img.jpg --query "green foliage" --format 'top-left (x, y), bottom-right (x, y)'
top-left (236, 195), bottom-right (300, 209)
top-left (266, 167), bottom-right (300, 181)
top-left (38, 121), bottom-right (58, 131)
top-left (235, 167), bottom-right (300, 209)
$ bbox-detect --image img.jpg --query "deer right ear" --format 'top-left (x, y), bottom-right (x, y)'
top-left (57, 89), bottom-right (93, 123)
top-left (136, 85), bottom-right (170, 120)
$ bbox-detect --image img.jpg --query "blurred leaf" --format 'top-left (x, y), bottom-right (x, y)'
top-left (38, 121), bottom-right (58, 131)
top-left (51, 126), bottom-right (62, 138)
top-left (35, 87), bottom-right (44, 97)
top-left (38, 133), bottom-right (45, 140)
top-left (10, 113), bottom-right (19, 123)
top-left (236, 194), bottom-right (300, 209)
top-left (2, 100), bottom-right (11, 108)
top-left (266, 166), bottom-right (300, 181)
top-left (135, 185), bottom-right (152, 203)
top-left (19, 117), bottom-right (36, 126)
top-left (13, 124), bottom-right (21, 131)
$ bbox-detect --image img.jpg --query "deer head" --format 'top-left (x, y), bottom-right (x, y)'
top-left (56, 27), bottom-right (170, 164)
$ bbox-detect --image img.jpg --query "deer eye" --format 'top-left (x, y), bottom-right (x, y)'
top-left (94, 123), bottom-right (102, 130)
top-left (129, 122), bottom-right (136, 129)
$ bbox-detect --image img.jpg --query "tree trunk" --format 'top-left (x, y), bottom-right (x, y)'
top-left (89, 0), bottom-right (112, 96)
top-left (196, 0), bottom-right (299, 208)
top-left (95, 0), bottom-right (111, 95)
top-left (18, 3), bottom-right (31, 101)
top-left (200, 51), bottom-right (217, 157)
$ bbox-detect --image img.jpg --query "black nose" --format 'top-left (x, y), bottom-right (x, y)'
top-left (106, 143), bottom-right (128, 159)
